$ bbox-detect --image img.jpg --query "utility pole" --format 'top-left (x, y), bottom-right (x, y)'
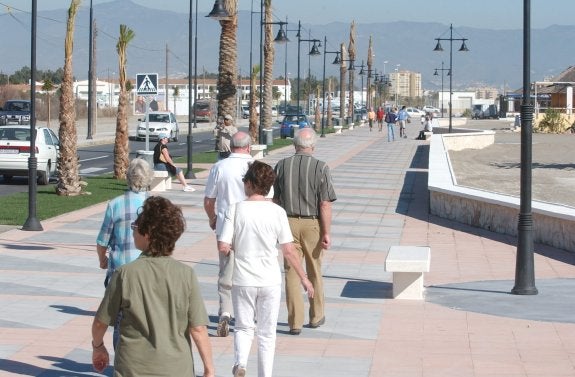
top-left (165, 43), bottom-right (169, 110)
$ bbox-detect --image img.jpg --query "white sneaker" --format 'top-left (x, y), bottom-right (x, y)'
top-left (183, 185), bottom-right (195, 192)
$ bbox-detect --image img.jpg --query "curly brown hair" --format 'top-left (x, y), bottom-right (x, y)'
top-left (134, 196), bottom-right (185, 256)
top-left (242, 160), bottom-right (276, 196)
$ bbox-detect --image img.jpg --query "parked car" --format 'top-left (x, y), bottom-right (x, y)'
top-left (280, 114), bottom-right (310, 139)
top-left (0, 125), bottom-right (60, 185)
top-left (136, 111), bottom-right (179, 141)
top-left (0, 100), bottom-right (31, 125)
top-left (405, 107), bottom-right (426, 120)
top-left (472, 104), bottom-right (498, 120)
top-left (241, 106), bottom-right (249, 119)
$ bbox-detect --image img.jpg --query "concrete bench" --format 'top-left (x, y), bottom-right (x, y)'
top-left (250, 144), bottom-right (267, 160)
top-left (150, 170), bottom-right (172, 192)
top-left (424, 132), bottom-right (433, 140)
top-left (334, 125), bottom-right (343, 134)
top-left (385, 246), bottom-right (431, 299)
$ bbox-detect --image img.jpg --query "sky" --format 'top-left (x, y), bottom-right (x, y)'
top-left (2, 0), bottom-right (574, 30)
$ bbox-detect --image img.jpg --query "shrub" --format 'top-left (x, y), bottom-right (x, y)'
top-left (536, 108), bottom-right (567, 133)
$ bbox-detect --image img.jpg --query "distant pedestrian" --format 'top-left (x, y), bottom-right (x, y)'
top-left (376, 106), bottom-right (385, 132)
top-left (385, 107), bottom-right (398, 142)
top-left (273, 128), bottom-right (337, 336)
top-left (397, 106), bottom-right (410, 138)
top-left (218, 160), bottom-right (314, 377)
top-left (417, 113), bottom-right (437, 140)
top-left (367, 107), bottom-right (376, 131)
top-left (216, 114), bottom-right (238, 160)
top-left (91, 196), bottom-right (215, 377)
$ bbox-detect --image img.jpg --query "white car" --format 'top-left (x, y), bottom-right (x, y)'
top-left (136, 111), bottom-right (179, 141)
top-left (405, 107), bottom-right (426, 119)
top-left (0, 125), bottom-right (60, 185)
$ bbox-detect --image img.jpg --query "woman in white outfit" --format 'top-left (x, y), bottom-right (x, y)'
top-left (218, 160), bottom-right (314, 377)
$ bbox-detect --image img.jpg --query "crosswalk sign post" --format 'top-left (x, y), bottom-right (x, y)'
top-left (136, 73), bottom-right (158, 151)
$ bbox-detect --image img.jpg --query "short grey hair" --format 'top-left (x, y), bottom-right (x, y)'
top-left (231, 131), bottom-right (252, 149)
top-left (294, 128), bottom-right (317, 150)
top-left (127, 158), bottom-right (154, 192)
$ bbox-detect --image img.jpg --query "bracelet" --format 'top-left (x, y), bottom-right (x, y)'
top-left (92, 340), bottom-right (105, 349)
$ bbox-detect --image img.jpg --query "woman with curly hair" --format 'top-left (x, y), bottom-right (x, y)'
top-left (91, 196), bottom-right (214, 377)
top-left (218, 160), bottom-right (314, 377)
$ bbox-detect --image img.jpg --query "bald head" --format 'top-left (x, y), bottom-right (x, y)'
top-left (293, 128), bottom-right (317, 152)
top-left (231, 131), bottom-right (252, 153)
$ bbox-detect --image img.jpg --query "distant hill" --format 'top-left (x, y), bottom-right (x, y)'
top-left (2, 0), bottom-right (573, 90)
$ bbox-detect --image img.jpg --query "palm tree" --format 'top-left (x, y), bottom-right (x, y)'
top-left (367, 36), bottom-right (373, 110)
top-left (249, 65), bottom-right (260, 143)
top-left (348, 21), bottom-right (356, 126)
top-left (41, 78), bottom-right (55, 128)
top-left (56, 0), bottom-right (82, 197)
top-left (113, 24), bottom-right (135, 180)
top-left (216, 0), bottom-right (238, 119)
top-left (262, 0), bottom-right (274, 134)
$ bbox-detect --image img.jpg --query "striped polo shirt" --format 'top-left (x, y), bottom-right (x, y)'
top-left (273, 152), bottom-right (337, 217)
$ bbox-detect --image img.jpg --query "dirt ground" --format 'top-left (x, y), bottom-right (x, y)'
top-left (447, 121), bottom-right (575, 207)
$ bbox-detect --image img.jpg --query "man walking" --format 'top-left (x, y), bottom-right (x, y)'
top-left (273, 128), bottom-right (337, 335)
top-left (397, 105), bottom-right (410, 138)
top-left (204, 132), bottom-right (253, 337)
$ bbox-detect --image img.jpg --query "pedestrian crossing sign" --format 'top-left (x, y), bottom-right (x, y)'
top-left (136, 73), bottom-right (158, 95)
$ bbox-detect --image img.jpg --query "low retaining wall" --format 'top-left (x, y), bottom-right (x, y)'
top-left (428, 131), bottom-right (575, 252)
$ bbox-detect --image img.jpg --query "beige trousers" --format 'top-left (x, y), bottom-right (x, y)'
top-left (284, 217), bottom-right (325, 330)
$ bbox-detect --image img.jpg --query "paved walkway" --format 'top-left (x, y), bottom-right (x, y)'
top-left (0, 123), bottom-right (574, 376)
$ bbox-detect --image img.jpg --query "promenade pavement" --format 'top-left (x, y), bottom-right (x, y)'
top-left (0, 119), bottom-right (574, 376)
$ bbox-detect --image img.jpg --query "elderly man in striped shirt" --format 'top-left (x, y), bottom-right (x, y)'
top-left (273, 128), bottom-right (337, 336)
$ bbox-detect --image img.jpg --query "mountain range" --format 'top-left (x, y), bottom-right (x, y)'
top-left (2, 0), bottom-right (574, 91)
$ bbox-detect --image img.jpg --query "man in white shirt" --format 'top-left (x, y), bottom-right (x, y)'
top-left (204, 131), bottom-right (252, 337)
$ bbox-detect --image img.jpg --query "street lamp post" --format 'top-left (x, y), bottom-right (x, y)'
top-left (296, 21), bottom-right (321, 116)
top-left (23, 0), bottom-right (42, 231)
top-left (87, 0), bottom-right (94, 140)
top-left (394, 64), bottom-right (400, 107)
top-left (185, 0), bottom-right (198, 179)
top-left (433, 62), bottom-right (450, 117)
top-left (512, 0), bottom-right (537, 295)
top-left (321, 36), bottom-right (341, 138)
top-left (433, 23), bottom-right (469, 133)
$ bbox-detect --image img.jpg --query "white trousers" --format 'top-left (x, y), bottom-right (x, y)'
top-left (232, 285), bottom-right (281, 377)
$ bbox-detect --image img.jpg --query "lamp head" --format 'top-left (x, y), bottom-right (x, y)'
top-left (459, 40), bottom-right (469, 52)
top-left (206, 0), bottom-right (230, 20)
top-left (331, 53), bottom-right (341, 65)
top-left (274, 27), bottom-right (290, 43)
top-left (433, 40), bottom-right (443, 52)
top-left (433, 69), bottom-right (439, 76)
top-left (309, 43), bottom-right (321, 56)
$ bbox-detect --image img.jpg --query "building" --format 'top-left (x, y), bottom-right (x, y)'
top-left (389, 70), bottom-right (423, 101)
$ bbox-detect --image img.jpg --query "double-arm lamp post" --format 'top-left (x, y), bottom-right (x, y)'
top-left (321, 36), bottom-right (341, 138)
top-left (433, 24), bottom-right (469, 133)
top-left (433, 62), bottom-right (450, 118)
top-left (373, 72), bottom-right (391, 107)
top-left (296, 21), bottom-right (321, 115)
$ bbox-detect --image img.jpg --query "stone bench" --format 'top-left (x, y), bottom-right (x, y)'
top-left (250, 144), bottom-right (267, 160)
top-left (150, 170), bottom-right (172, 192)
top-left (334, 125), bottom-right (343, 134)
top-left (384, 246), bottom-right (431, 299)
top-left (424, 132), bottom-right (433, 140)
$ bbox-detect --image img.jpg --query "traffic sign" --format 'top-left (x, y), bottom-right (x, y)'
top-left (136, 73), bottom-right (158, 95)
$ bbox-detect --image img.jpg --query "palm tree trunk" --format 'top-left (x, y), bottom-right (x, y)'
top-left (216, 0), bottom-right (238, 119)
top-left (56, 0), bottom-right (82, 196)
top-left (262, 0), bottom-right (274, 132)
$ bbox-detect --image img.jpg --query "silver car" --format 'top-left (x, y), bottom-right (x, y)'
top-left (136, 111), bottom-right (179, 141)
top-left (0, 125), bottom-right (60, 185)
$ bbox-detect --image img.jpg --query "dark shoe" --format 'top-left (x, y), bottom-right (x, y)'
top-left (309, 316), bottom-right (325, 328)
top-left (289, 328), bottom-right (301, 335)
top-left (217, 315), bottom-right (230, 337)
